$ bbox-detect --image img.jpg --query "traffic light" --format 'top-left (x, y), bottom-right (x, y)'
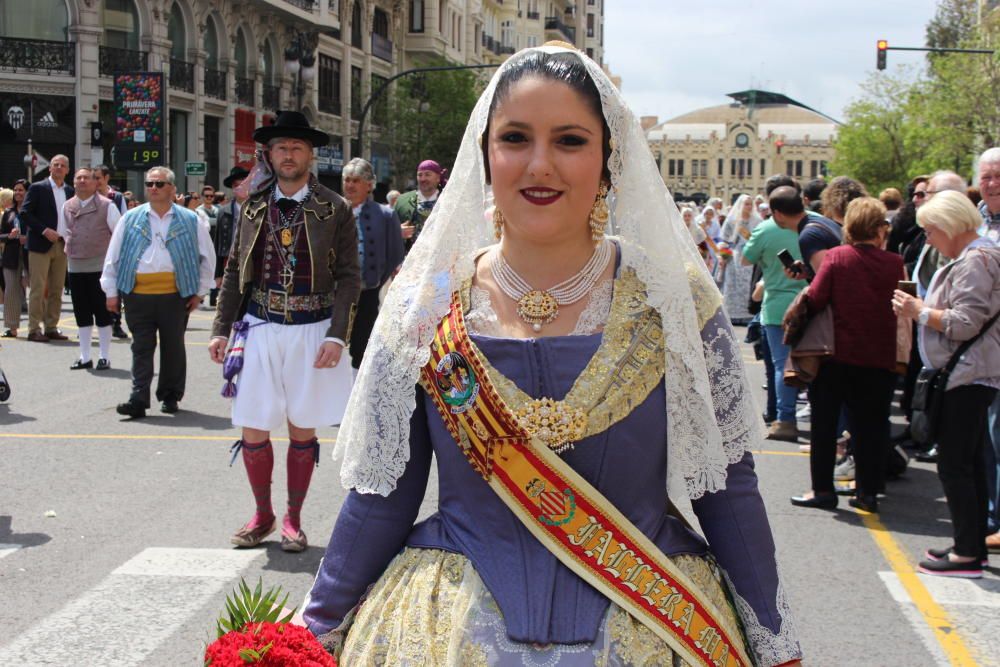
top-left (877, 40), bottom-right (888, 70)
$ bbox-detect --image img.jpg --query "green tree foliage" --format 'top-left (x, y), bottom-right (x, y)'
top-left (372, 58), bottom-right (485, 189)
top-left (832, 1), bottom-right (1000, 190)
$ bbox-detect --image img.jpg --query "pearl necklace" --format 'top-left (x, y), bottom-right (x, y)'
top-left (491, 240), bottom-right (612, 332)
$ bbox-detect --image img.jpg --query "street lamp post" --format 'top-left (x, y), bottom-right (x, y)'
top-left (284, 31), bottom-right (318, 111)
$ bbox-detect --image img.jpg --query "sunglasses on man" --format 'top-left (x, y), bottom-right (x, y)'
top-left (145, 180), bottom-right (169, 188)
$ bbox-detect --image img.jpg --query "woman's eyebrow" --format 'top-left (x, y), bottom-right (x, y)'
top-left (498, 120), bottom-right (594, 135)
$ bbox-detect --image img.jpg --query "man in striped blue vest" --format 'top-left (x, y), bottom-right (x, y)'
top-left (100, 166), bottom-right (216, 418)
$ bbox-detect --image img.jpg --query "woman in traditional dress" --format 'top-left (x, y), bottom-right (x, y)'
top-left (303, 45), bottom-right (802, 667)
top-left (719, 194), bottom-right (762, 324)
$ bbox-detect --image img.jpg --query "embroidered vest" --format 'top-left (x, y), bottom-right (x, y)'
top-left (115, 203), bottom-right (201, 298)
top-left (251, 201), bottom-right (313, 294)
top-left (64, 195), bottom-right (113, 259)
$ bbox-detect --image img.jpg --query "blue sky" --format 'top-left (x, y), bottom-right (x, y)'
top-left (604, 0), bottom-right (941, 123)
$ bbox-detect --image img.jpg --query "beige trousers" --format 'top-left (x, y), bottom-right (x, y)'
top-left (27, 241), bottom-right (67, 334)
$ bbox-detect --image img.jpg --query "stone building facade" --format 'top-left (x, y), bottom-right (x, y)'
top-left (645, 91), bottom-right (839, 205)
top-left (0, 0), bottom-right (603, 194)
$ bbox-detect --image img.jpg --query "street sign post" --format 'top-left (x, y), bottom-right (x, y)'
top-left (184, 161), bottom-right (207, 176)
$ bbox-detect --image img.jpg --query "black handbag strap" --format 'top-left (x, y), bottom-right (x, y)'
top-left (943, 308), bottom-right (1000, 374)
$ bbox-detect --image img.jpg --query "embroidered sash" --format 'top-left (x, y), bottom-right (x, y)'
top-left (421, 293), bottom-right (750, 667)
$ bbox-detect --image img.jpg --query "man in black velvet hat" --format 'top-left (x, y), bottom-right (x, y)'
top-left (209, 166), bottom-right (250, 306)
top-left (209, 111), bottom-right (361, 552)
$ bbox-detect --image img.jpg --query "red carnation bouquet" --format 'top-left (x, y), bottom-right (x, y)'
top-left (205, 579), bottom-right (336, 667)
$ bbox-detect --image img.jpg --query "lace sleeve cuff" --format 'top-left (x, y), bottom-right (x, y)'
top-left (725, 572), bottom-right (803, 667)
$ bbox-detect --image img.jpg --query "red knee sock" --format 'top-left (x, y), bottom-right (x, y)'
top-left (241, 439), bottom-right (275, 528)
top-left (286, 437), bottom-right (319, 533)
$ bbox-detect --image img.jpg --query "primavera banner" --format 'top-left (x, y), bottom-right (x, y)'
top-left (113, 72), bottom-right (165, 170)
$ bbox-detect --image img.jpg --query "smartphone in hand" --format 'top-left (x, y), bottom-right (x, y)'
top-left (776, 249), bottom-right (796, 269)
top-left (898, 280), bottom-right (918, 297)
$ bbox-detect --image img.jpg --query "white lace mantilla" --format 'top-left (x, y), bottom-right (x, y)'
top-left (333, 45), bottom-right (764, 501)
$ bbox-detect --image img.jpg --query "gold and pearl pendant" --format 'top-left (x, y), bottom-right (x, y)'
top-left (517, 290), bottom-right (559, 332)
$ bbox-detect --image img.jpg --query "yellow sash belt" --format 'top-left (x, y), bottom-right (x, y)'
top-left (133, 271), bottom-right (177, 295)
top-left (420, 293), bottom-right (750, 667)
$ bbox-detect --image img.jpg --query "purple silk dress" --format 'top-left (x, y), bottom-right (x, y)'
top-left (304, 308), bottom-right (801, 666)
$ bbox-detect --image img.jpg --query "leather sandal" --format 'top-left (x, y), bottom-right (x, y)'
top-left (280, 526), bottom-right (308, 553)
top-left (230, 516), bottom-right (276, 548)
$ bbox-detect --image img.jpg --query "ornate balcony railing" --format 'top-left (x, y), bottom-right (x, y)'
top-left (0, 37), bottom-right (74, 75)
top-left (236, 76), bottom-right (255, 106)
top-left (263, 83), bottom-right (280, 111)
top-left (372, 33), bottom-right (393, 62)
top-left (544, 16), bottom-right (576, 42)
top-left (281, 0), bottom-right (317, 9)
top-left (497, 44), bottom-right (515, 55)
top-left (526, 11), bottom-right (540, 19)
top-left (204, 67), bottom-right (227, 100)
top-left (99, 45), bottom-right (148, 77)
top-left (169, 58), bottom-right (194, 93)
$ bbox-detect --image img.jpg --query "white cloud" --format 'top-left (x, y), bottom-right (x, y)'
top-left (604, 0), bottom-right (940, 122)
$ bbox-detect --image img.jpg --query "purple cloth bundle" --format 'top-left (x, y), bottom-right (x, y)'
top-left (221, 320), bottom-right (262, 398)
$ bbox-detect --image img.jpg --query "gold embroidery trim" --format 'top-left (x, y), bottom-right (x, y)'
top-left (456, 267), bottom-right (666, 446)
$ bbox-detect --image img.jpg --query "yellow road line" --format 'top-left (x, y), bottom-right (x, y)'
top-left (858, 510), bottom-right (980, 667)
top-left (757, 449), bottom-right (808, 457)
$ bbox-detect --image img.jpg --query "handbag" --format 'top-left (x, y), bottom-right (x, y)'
top-left (782, 287), bottom-right (835, 388)
top-left (910, 309), bottom-right (1000, 445)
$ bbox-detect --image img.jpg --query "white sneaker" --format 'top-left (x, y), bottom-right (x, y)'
top-left (834, 455), bottom-right (855, 482)
top-left (796, 404), bottom-right (811, 420)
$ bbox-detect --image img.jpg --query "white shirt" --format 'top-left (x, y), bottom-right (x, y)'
top-left (416, 190), bottom-right (438, 205)
top-left (50, 177), bottom-right (68, 238)
top-left (62, 195), bottom-right (122, 235)
top-left (100, 205), bottom-right (217, 297)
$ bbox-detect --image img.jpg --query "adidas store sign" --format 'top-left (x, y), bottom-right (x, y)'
top-left (37, 112), bottom-right (58, 129)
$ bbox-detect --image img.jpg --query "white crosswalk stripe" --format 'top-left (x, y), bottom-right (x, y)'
top-left (0, 547), bottom-right (263, 666)
top-left (879, 571), bottom-right (1000, 667)
top-left (0, 543), bottom-right (21, 560)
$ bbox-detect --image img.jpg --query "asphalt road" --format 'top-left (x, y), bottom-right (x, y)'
top-left (0, 296), bottom-right (997, 666)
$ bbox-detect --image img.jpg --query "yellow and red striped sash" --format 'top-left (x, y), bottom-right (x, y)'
top-left (420, 293), bottom-right (750, 667)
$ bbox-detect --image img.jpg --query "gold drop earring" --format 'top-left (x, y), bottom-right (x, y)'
top-left (589, 183), bottom-right (610, 242)
top-left (493, 207), bottom-right (505, 241)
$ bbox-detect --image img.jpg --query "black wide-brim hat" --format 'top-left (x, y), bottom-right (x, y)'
top-left (252, 110), bottom-right (329, 147)
top-left (223, 166), bottom-right (250, 188)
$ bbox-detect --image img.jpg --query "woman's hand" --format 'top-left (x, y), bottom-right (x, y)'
top-left (892, 289), bottom-right (924, 319)
top-left (7, 227), bottom-right (18, 240)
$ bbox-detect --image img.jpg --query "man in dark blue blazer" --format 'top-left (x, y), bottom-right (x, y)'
top-left (20, 155), bottom-right (74, 342)
top-left (341, 157), bottom-right (404, 371)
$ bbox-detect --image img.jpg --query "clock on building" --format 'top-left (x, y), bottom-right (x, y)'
top-left (735, 132), bottom-right (749, 148)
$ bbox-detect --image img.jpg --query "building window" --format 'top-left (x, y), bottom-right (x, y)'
top-left (371, 74), bottom-right (388, 125)
top-left (373, 9), bottom-right (389, 37)
top-left (786, 160), bottom-right (793, 176)
top-left (731, 159), bottom-right (737, 177)
top-left (677, 159), bottom-right (684, 176)
top-left (795, 160), bottom-right (803, 178)
top-left (810, 160), bottom-right (818, 178)
top-left (351, 1), bottom-right (363, 48)
top-left (820, 160), bottom-right (828, 176)
top-left (747, 159), bottom-right (752, 177)
top-left (586, 47), bottom-right (593, 58)
top-left (318, 55), bottom-right (341, 116)
top-left (718, 158), bottom-right (723, 177)
top-left (409, 0), bottom-right (424, 32)
top-left (668, 159), bottom-right (676, 177)
top-left (587, 13), bottom-right (594, 37)
top-left (700, 159), bottom-right (708, 177)
top-left (760, 158), bottom-right (766, 176)
top-left (351, 65), bottom-right (363, 120)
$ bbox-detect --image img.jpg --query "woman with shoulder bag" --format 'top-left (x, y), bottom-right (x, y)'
top-left (893, 190), bottom-right (1000, 578)
top-left (790, 197), bottom-right (903, 513)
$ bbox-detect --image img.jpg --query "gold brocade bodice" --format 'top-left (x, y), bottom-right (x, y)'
top-left (452, 267), bottom-right (667, 452)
